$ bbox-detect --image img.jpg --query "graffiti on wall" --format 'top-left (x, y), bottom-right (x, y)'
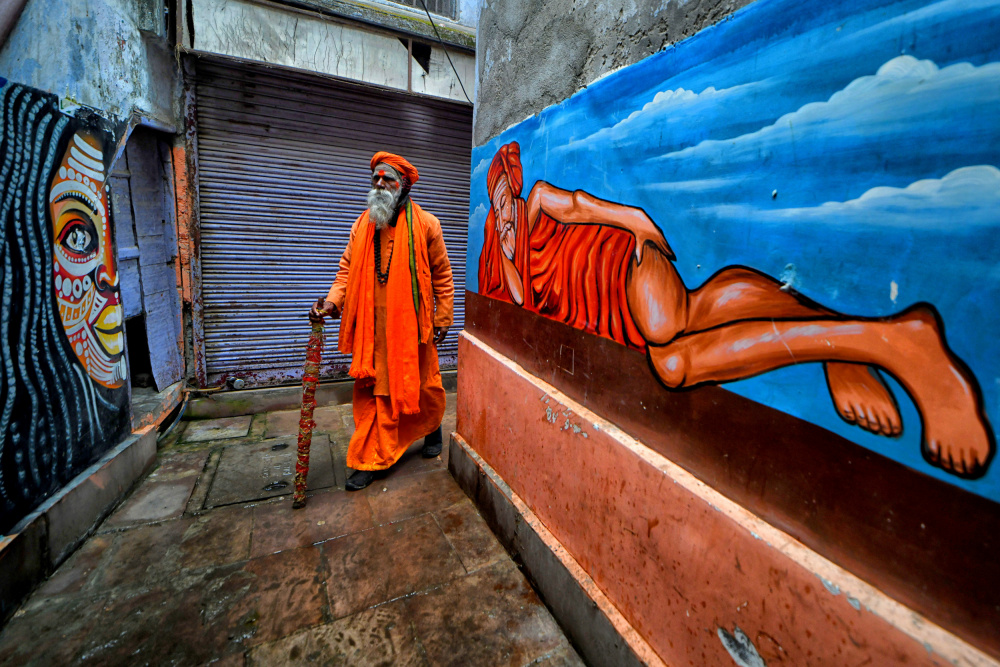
top-left (468, 0), bottom-right (1000, 499)
top-left (0, 80), bottom-right (129, 531)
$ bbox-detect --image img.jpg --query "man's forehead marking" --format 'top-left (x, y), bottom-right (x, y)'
top-left (373, 162), bottom-right (399, 178)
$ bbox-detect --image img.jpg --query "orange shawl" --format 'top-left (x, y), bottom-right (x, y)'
top-left (339, 200), bottom-right (435, 418)
top-left (478, 200), bottom-right (646, 353)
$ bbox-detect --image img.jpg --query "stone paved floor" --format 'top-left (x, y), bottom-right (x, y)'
top-left (0, 394), bottom-right (583, 666)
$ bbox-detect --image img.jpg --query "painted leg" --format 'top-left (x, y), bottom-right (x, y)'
top-left (685, 266), bottom-right (902, 437)
top-left (647, 304), bottom-right (993, 478)
top-left (625, 245), bottom-right (690, 345)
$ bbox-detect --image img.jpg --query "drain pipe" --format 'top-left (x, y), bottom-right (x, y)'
top-left (157, 394), bottom-right (189, 443)
top-left (156, 382), bottom-right (229, 443)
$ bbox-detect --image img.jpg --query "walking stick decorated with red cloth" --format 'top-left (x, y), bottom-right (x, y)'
top-left (292, 311), bottom-right (325, 509)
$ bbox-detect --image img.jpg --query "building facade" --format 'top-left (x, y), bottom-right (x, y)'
top-left (457, 0), bottom-right (1000, 664)
top-left (0, 0), bottom-right (476, 620)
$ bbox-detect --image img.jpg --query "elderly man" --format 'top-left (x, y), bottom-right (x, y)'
top-left (311, 152), bottom-right (454, 490)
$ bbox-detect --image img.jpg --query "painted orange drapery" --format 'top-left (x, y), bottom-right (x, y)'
top-left (328, 200), bottom-right (452, 471)
top-left (478, 201), bottom-right (646, 353)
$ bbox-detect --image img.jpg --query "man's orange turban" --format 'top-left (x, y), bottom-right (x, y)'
top-left (487, 142), bottom-right (523, 198)
top-left (370, 151), bottom-right (419, 185)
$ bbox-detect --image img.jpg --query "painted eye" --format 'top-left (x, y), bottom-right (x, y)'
top-left (58, 219), bottom-right (98, 256)
top-left (66, 228), bottom-right (91, 251)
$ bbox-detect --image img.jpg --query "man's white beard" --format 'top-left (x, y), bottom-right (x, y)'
top-left (368, 187), bottom-right (399, 230)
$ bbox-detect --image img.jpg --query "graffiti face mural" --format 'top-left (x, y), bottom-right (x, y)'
top-left (468, 0), bottom-right (1000, 499)
top-left (0, 81), bottom-right (129, 532)
top-left (50, 131), bottom-right (127, 388)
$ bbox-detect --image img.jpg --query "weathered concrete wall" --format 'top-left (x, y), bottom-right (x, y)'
top-left (457, 333), bottom-right (995, 666)
top-left (474, 0), bottom-right (754, 144)
top-left (272, 0), bottom-right (477, 49)
top-left (465, 0), bottom-right (1000, 662)
top-left (0, 0), bottom-right (179, 127)
top-left (457, 0), bottom-right (480, 28)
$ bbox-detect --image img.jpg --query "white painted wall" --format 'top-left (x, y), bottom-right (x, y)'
top-left (194, 0), bottom-right (411, 91)
top-left (191, 0), bottom-right (475, 103)
top-left (412, 44), bottom-right (475, 102)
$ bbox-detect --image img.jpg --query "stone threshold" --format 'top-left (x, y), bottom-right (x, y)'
top-left (448, 431), bottom-right (666, 667)
top-left (187, 369), bottom-right (457, 419)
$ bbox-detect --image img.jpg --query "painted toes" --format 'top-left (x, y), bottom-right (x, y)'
top-left (924, 439), bottom-right (941, 464)
top-left (875, 409), bottom-right (895, 437)
top-left (854, 404), bottom-right (872, 432)
top-left (840, 405), bottom-right (856, 423)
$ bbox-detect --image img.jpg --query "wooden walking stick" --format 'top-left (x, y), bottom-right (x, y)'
top-left (293, 301), bottom-right (326, 509)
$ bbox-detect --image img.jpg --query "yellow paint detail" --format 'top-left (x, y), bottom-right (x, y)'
top-left (96, 328), bottom-right (123, 355)
top-left (94, 304), bottom-right (122, 332)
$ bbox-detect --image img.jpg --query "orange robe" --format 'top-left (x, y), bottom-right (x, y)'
top-left (478, 199), bottom-right (646, 352)
top-left (328, 200), bottom-right (454, 471)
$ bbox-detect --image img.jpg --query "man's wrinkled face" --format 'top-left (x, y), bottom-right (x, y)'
top-left (368, 163), bottom-right (404, 229)
top-left (49, 131), bottom-right (126, 388)
top-left (371, 166), bottom-right (401, 194)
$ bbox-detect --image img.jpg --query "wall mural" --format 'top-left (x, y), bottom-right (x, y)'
top-left (0, 80), bottom-right (129, 532)
top-left (468, 0), bottom-right (1000, 500)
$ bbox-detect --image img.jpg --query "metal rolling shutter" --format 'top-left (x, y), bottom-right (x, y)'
top-left (194, 59), bottom-right (472, 387)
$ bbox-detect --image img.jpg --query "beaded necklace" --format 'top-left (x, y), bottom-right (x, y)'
top-left (374, 225), bottom-right (393, 284)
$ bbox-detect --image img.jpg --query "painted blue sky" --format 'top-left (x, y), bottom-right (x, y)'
top-left (467, 0), bottom-right (1000, 500)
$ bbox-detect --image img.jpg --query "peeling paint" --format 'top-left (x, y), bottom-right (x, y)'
top-left (820, 577), bottom-right (841, 596)
top-left (545, 406), bottom-right (557, 423)
top-left (717, 625), bottom-right (766, 667)
top-left (0, 0), bottom-right (178, 127)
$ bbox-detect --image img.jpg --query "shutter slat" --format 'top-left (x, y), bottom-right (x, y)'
top-left (196, 59), bottom-right (471, 387)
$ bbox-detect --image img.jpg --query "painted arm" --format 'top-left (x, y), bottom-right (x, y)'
top-left (525, 182), bottom-right (674, 263)
top-left (498, 249), bottom-right (524, 306)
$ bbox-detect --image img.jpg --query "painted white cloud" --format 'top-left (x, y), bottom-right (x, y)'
top-left (470, 202), bottom-right (487, 223)
top-left (705, 165), bottom-right (1000, 227)
top-left (659, 55), bottom-right (1000, 165)
top-left (563, 80), bottom-right (764, 150)
top-left (640, 177), bottom-right (732, 193)
top-left (471, 155), bottom-right (491, 183)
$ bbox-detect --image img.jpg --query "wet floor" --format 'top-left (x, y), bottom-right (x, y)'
top-left (0, 394), bottom-right (583, 666)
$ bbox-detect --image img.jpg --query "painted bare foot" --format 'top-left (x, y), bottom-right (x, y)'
top-left (824, 362), bottom-right (901, 437)
top-left (891, 305), bottom-right (995, 478)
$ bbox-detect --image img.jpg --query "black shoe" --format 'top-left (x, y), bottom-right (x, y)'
top-left (421, 426), bottom-right (444, 458)
top-left (345, 470), bottom-right (376, 491)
